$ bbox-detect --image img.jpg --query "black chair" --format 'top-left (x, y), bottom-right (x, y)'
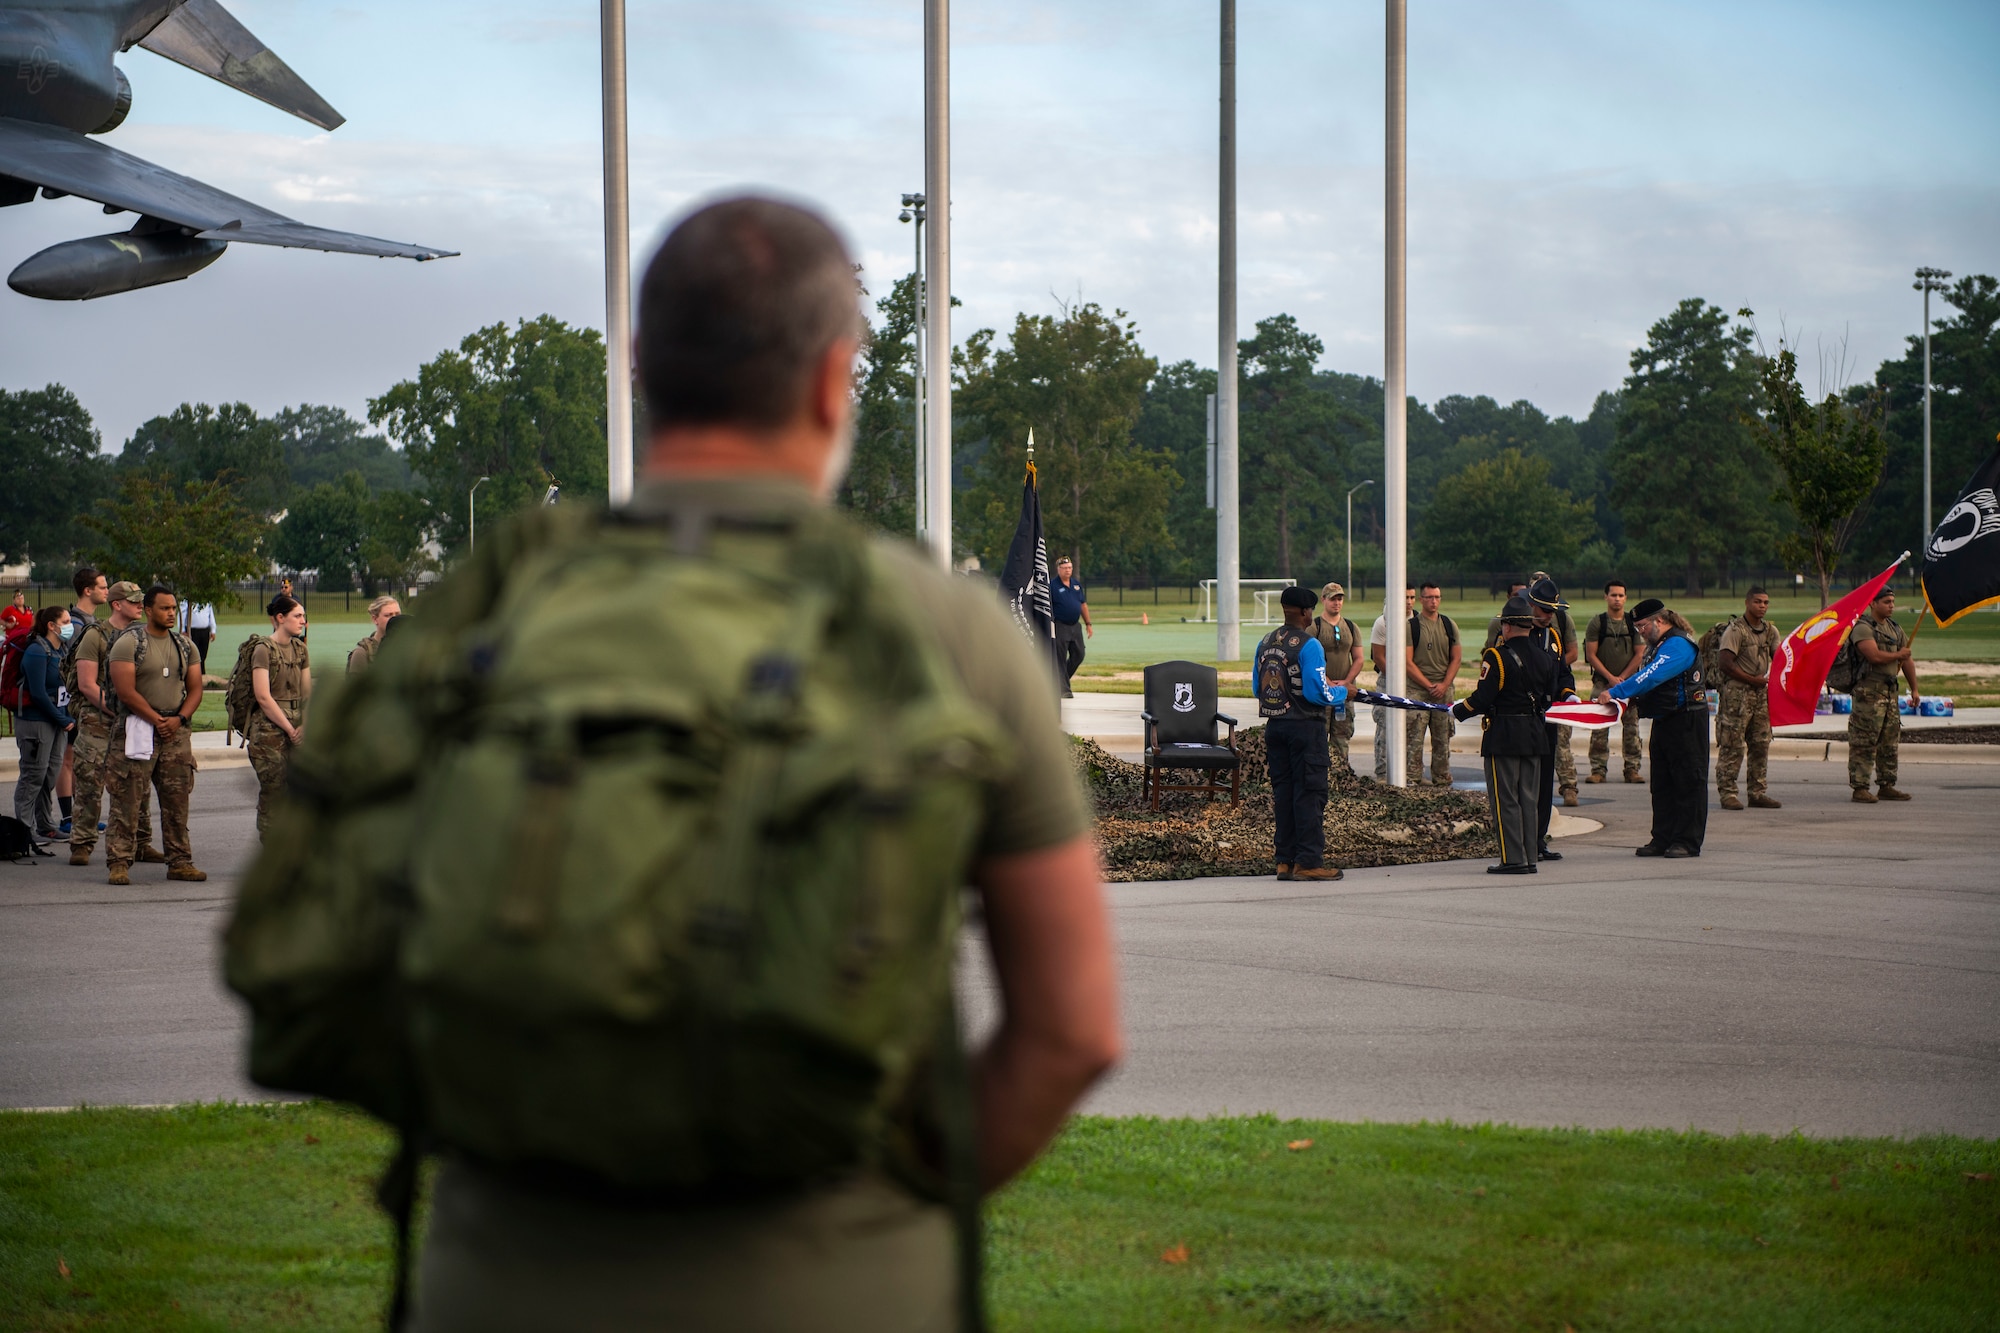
top-left (1140, 660), bottom-right (1241, 809)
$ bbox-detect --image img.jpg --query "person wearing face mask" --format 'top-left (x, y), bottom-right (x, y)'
top-left (67, 582), bottom-right (160, 867)
top-left (247, 595), bottom-right (313, 837)
top-left (15, 605), bottom-right (76, 846)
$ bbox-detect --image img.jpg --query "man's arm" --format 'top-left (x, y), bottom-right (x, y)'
top-left (1339, 621), bottom-right (1365, 687)
top-left (1582, 622), bottom-right (1609, 680)
top-left (76, 654), bottom-right (103, 713)
top-left (972, 834), bottom-right (1121, 1191)
top-left (109, 660), bottom-right (163, 729)
top-left (1606, 636), bottom-right (1695, 701)
top-left (1440, 632), bottom-right (1462, 702)
top-left (1079, 597), bottom-right (1092, 638)
top-left (1718, 647), bottom-right (1762, 687)
top-left (1403, 642), bottom-right (1435, 694)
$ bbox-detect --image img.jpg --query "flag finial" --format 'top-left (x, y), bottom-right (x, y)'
top-left (1025, 428), bottom-right (1037, 486)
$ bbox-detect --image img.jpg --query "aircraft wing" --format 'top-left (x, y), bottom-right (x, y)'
top-left (129, 0), bottom-right (346, 133)
top-left (0, 116), bottom-right (454, 260)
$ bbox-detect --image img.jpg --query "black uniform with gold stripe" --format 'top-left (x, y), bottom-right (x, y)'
top-left (1454, 608), bottom-right (1566, 871)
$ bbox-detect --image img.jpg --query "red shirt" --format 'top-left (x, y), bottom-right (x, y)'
top-left (0, 605), bottom-right (32, 635)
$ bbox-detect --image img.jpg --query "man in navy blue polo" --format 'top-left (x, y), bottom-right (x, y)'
top-left (1051, 556), bottom-right (1092, 698)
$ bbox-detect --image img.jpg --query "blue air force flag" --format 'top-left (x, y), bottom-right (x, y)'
top-left (1922, 441), bottom-right (2000, 627)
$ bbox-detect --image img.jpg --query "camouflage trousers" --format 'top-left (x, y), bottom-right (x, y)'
top-left (1327, 709), bottom-right (1356, 774)
top-left (1715, 684), bottom-right (1771, 799)
top-left (1588, 683), bottom-right (1643, 777)
top-left (247, 713), bottom-right (299, 838)
top-left (1847, 682), bottom-right (1901, 791)
top-left (1405, 707), bottom-right (1454, 784)
top-left (1553, 725), bottom-right (1577, 794)
top-left (68, 710), bottom-right (153, 857)
top-left (1372, 705), bottom-right (1389, 781)
top-left (105, 722), bottom-right (195, 871)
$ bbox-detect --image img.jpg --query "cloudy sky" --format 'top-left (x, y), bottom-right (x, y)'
top-left (3, 0), bottom-right (1995, 449)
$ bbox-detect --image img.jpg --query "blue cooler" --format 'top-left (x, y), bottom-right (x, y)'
top-left (1828, 694), bottom-right (1853, 715)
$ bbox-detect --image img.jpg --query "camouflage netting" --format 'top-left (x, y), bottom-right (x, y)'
top-left (1071, 730), bottom-right (1498, 882)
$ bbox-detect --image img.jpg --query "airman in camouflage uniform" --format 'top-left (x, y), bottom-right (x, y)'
top-left (1311, 582), bottom-right (1364, 773)
top-left (66, 581), bottom-right (158, 866)
top-left (1846, 589), bottom-right (1917, 802)
top-left (1715, 587), bottom-right (1783, 810)
top-left (248, 597), bottom-right (313, 836)
top-left (104, 587), bottom-right (205, 885)
top-left (1582, 581), bottom-right (1645, 783)
top-left (347, 594), bottom-right (400, 674)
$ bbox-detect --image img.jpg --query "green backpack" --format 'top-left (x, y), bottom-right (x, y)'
top-left (224, 499), bottom-right (1003, 1314)
top-left (224, 634), bottom-right (273, 739)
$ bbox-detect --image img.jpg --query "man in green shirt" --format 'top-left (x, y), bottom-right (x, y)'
top-left (104, 586), bottom-right (205, 885)
top-left (1846, 588), bottom-right (1918, 802)
top-left (409, 197), bottom-right (1121, 1333)
top-left (1582, 580), bottom-right (1645, 784)
top-left (1403, 581), bottom-right (1460, 785)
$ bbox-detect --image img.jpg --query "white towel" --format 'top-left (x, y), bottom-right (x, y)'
top-left (124, 717), bottom-right (155, 761)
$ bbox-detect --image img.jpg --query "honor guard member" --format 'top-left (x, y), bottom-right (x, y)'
top-left (1258, 586), bottom-right (1346, 882)
top-left (1582, 580), bottom-right (1646, 784)
top-left (66, 582), bottom-right (159, 866)
top-left (1311, 582), bottom-right (1364, 773)
top-left (1715, 586), bottom-right (1782, 810)
top-left (1606, 599), bottom-right (1708, 858)
top-left (1482, 578), bottom-right (1531, 650)
top-left (1051, 558), bottom-right (1091, 698)
top-left (347, 595), bottom-right (401, 674)
top-left (104, 586), bottom-right (205, 885)
top-left (248, 594), bottom-right (313, 837)
top-left (1454, 595), bottom-right (1563, 874)
top-left (1403, 581), bottom-right (1461, 786)
top-left (1526, 574), bottom-right (1581, 810)
top-left (1846, 587), bottom-right (1918, 803)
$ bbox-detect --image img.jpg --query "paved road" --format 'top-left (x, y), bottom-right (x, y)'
top-left (7, 757), bottom-right (1998, 1137)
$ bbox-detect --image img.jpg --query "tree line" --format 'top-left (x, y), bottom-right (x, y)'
top-left (3, 275), bottom-right (1993, 605)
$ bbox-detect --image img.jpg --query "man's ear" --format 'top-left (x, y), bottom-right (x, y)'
top-left (811, 336), bottom-right (860, 429)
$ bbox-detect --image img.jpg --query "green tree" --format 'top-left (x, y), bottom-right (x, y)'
top-left (0, 383), bottom-right (108, 573)
top-left (1753, 342), bottom-right (1887, 607)
top-left (842, 273), bottom-right (922, 537)
top-left (273, 405), bottom-right (410, 495)
top-left (1131, 359), bottom-right (1218, 582)
top-left (957, 303), bottom-right (1171, 576)
top-left (1857, 273), bottom-right (2000, 569)
top-left (370, 316), bottom-right (608, 555)
top-left (1421, 449), bottom-right (1595, 572)
top-left (119, 402), bottom-right (289, 513)
top-left (79, 474), bottom-right (268, 608)
top-left (357, 488), bottom-right (436, 593)
top-left (1608, 299), bottom-right (1777, 595)
top-left (1237, 315), bottom-right (1367, 579)
top-left (271, 472), bottom-right (370, 590)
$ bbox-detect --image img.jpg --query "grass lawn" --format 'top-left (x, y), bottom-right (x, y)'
top-left (4, 1105), bottom-right (1994, 1331)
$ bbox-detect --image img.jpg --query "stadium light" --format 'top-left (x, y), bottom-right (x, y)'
top-left (1915, 266), bottom-right (1952, 549)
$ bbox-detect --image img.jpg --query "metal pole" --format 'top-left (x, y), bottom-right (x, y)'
top-left (601, 0), bottom-right (633, 505)
top-left (923, 0), bottom-right (952, 569)
top-left (1346, 479), bottom-right (1373, 595)
top-left (1915, 267), bottom-right (1952, 551)
top-left (1383, 0), bottom-right (1408, 788)
top-left (470, 475), bottom-right (490, 553)
top-left (1216, 0), bottom-right (1241, 662)
top-left (914, 205), bottom-right (925, 541)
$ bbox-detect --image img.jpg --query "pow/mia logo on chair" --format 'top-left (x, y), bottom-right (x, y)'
top-left (1141, 661), bottom-right (1243, 810)
top-left (1172, 682), bottom-right (1196, 713)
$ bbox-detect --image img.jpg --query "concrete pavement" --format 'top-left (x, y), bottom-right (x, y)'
top-left (6, 756), bottom-right (1997, 1138)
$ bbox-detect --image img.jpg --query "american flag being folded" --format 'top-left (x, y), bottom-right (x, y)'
top-left (1545, 698), bottom-right (1626, 730)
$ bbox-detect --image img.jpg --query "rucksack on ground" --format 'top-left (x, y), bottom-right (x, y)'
top-left (0, 625), bottom-right (31, 713)
top-left (223, 634), bottom-right (273, 739)
top-left (225, 501), bottom-right (1003, 1201)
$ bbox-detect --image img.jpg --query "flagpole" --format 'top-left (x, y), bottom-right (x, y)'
top-left (601, 0), bottom-right (633, 505)
top-left (1382, 0), bottom-right (1409, 789)
top-left (1215, 0), bottom-right (1241, 663)
top-left (923, 0), bottom-right (952, 570)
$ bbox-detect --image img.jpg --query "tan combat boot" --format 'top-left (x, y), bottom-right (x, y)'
top-left (106, 866), bottom-right (131, 886)
top-left (69, 849), bottom-right (91, 866)
top-left (1719, 795), bottom-right (1744, 811)
top-left (1749, 794), bottom-right (1782, 809)
top-left (167, 865), bottom-right (209, 882)
top-left (1877, 785), bottom-right (1911, 801)
top-left (1851, 788), bottom-right (1878, 803)
top-left (137, 845), bottom-right (167, 864)
top-left (1292, 866), bottom-right (1345, 881)
top-left (1585, 773), bottom-right (1606, 785)
top-left (1561, 788), bottom-right (1579, 807)
top-left (1275, 863), bottom-right (1293, 881)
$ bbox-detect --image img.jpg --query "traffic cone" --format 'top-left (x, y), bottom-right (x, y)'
top-left (1140, 612), bottom-right (1149, 625)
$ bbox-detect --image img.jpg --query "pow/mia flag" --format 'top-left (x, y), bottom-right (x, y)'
top-left (1922, 441), bottom-right (2000, 627)
top-left (997, 468), bottom-right (1063, 686)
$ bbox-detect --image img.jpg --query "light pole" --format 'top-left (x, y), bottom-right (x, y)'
top-left (469, 476), bottom-right (490, 553)
top-left (1346, 479), bottom-right (1374, 595)
top-left (601, 0), bottom-right (633, 505)
top-left (1383, 0), bottom-right (1409, 789)
top-left (1215, 0), bottom-right (1241, 662)
top-left (923, 0), bottom-right (952, 570)
top-left (1915, 266), bottom-right (1952, 549)
top-left (900, 193), bottom-right (927, 543)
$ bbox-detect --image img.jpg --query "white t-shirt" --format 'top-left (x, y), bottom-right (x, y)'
top-left (184, 602), bottom-right (217, 632)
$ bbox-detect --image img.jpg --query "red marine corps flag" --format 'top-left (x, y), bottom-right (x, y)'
top-left (1768, 554), bottom-right (1907, 727)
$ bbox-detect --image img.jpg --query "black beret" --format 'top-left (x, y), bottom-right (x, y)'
top-left (1279, 586), bottom-right (1318, 611)
top-left (1630, 597), bottom-right (1666, 621)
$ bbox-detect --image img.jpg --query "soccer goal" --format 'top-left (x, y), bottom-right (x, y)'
top-left (1190, 578), bottom-right (1298, 625)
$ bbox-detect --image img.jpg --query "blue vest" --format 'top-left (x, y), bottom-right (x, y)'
top-left (1255, 626), bottom-right (1326, 720)
top-left (1636, 632), bottom-right (1705, 717)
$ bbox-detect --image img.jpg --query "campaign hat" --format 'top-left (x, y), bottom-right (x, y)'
top-left (1527, 575), bottom-right (1568, 610)
top-left (1499, 594), bottom-right (1537, 626)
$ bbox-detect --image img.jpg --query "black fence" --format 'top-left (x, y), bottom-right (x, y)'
top-left (1086, 566), bottom-right (1929, 608)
